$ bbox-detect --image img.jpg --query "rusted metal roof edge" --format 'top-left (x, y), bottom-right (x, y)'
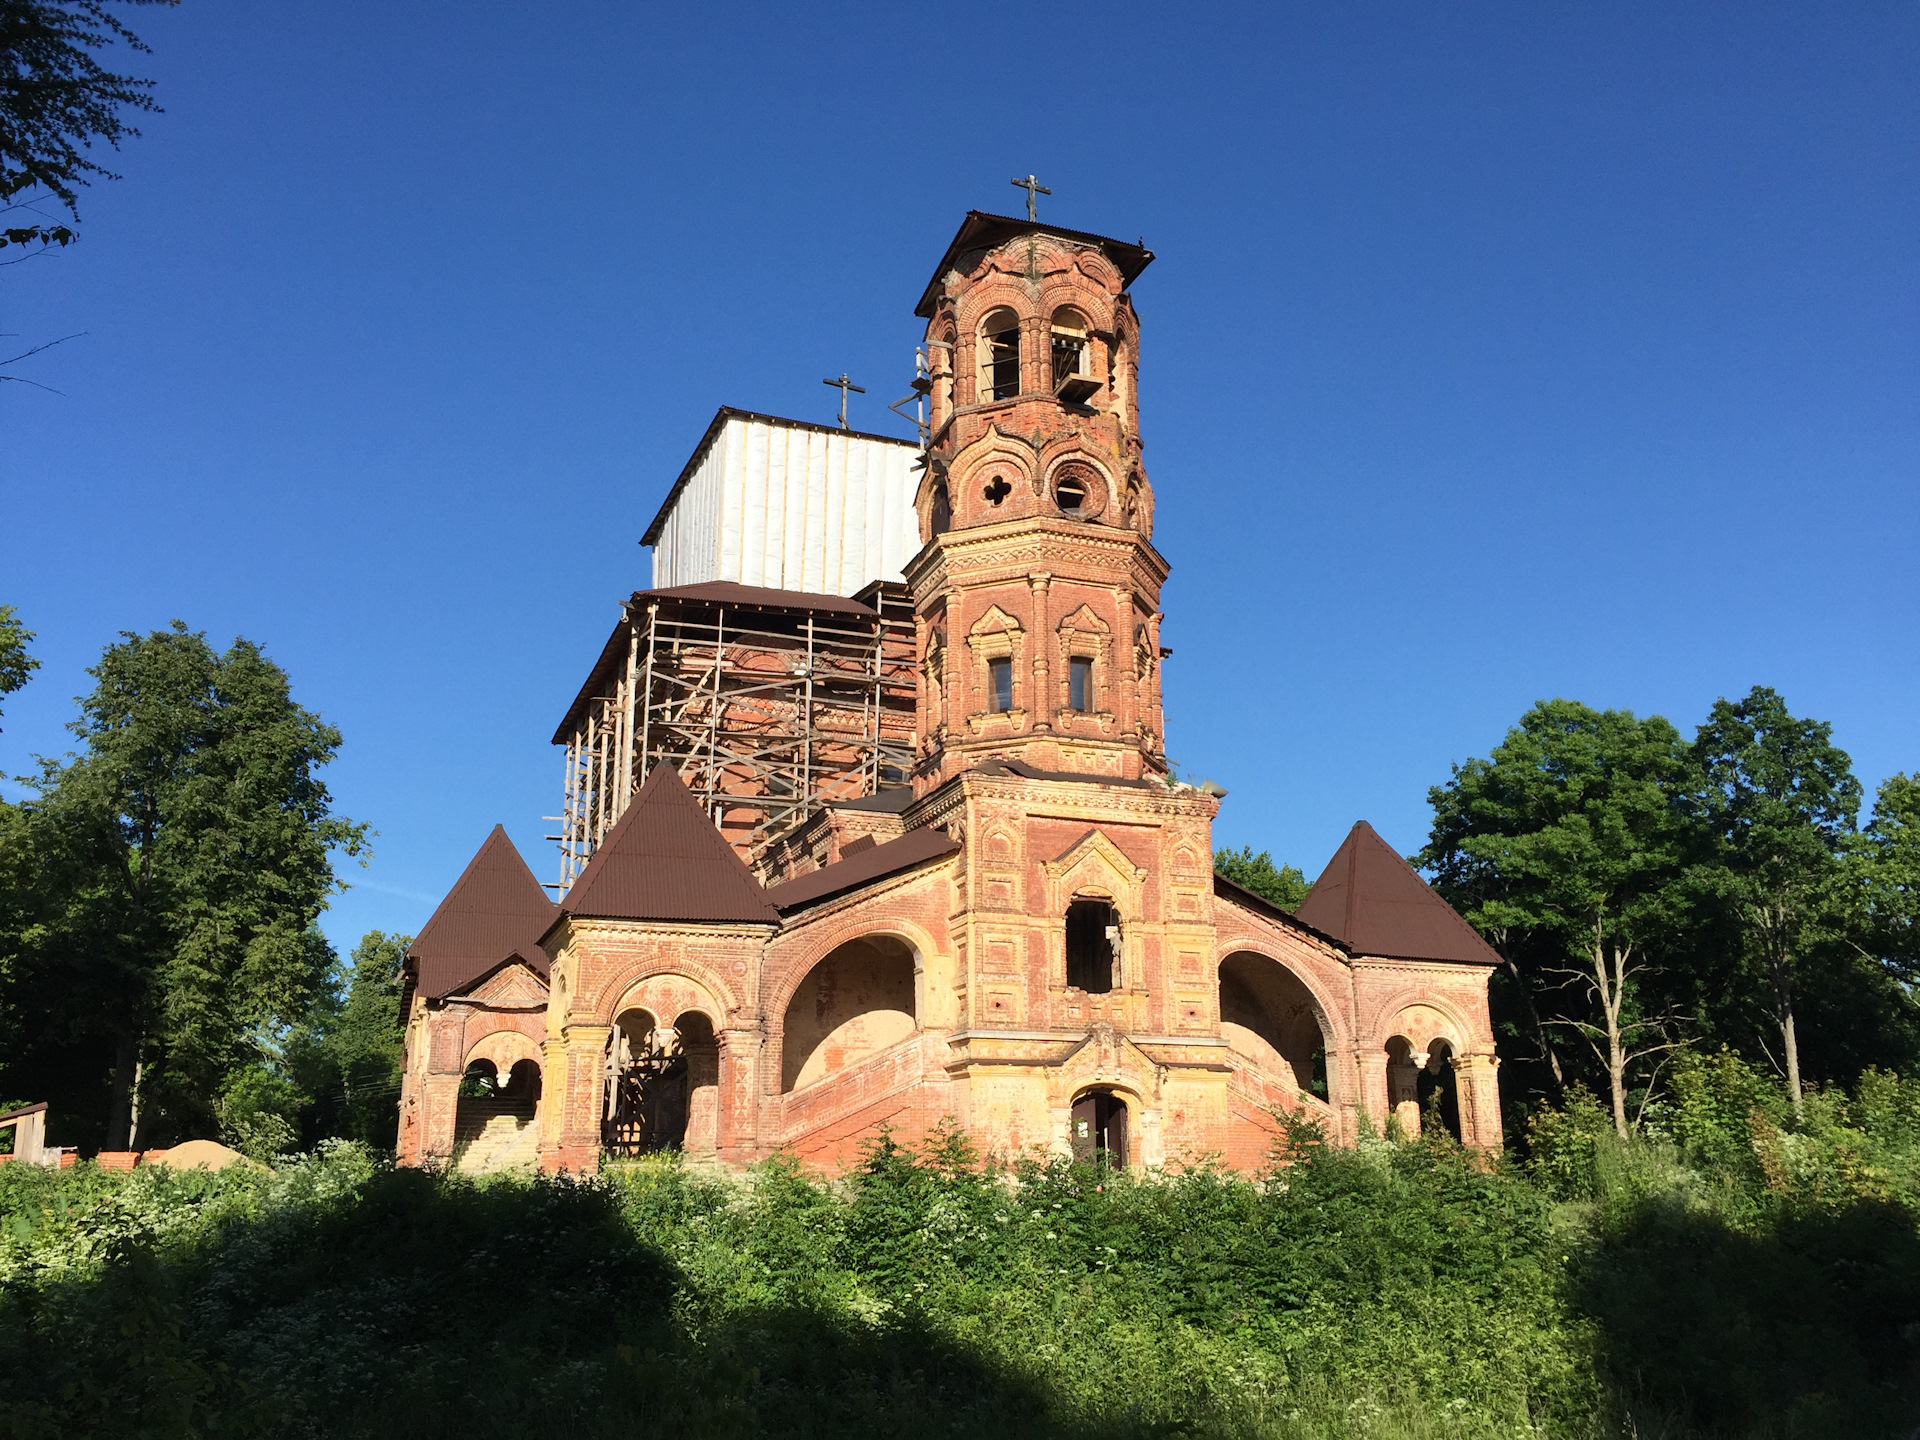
top-left (916, 211), bottom-right (1155, 319)
top-left (1211, 873), bottom-right (1354, 956)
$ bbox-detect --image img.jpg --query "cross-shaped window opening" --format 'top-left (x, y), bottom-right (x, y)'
top-left (988, 657), bottom-right (1013, 713)
top-left (1069, 656), bottom-right (1092, 712)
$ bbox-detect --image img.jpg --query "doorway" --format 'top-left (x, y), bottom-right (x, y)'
top-left (1070, 1088), bottom-right (1128, 1168)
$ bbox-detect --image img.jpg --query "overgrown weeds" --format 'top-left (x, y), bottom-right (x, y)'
top-left (0, 1063), bottom-right (1916, 1439)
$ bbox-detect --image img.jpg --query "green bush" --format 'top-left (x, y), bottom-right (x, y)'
top-left (0, 1070), bottom-right (1917, 1440)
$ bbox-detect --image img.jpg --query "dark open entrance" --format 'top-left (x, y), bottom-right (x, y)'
top-left (1065, 898), bottom-right (1119, 993)
top-left (1415, 1039), bottom-right (1463, 1142)
top-left (605, 1009), bottom-right (687, 1155)
top-left (1070, 1088), bottom-right (1128, 1168)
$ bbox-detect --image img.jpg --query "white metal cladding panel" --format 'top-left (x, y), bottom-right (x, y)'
top-left (650, 415), bottom-right (919, 596)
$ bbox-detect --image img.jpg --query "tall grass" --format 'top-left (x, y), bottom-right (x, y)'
top-left (1, 1054), bottom-right (1915, 1440)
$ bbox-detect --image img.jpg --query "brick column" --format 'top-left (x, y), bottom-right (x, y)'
top-left (716, 1027), bottom-right (764, 1165)
top-left (1455, 1051), bottom-right (1503, 1151)
top-left (1355, 1048), bottom-right (1390, 1138)
top-left (540, 1023), bottom-right (609, 1173)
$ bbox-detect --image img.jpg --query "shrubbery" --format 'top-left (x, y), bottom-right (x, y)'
top-left (1, 1058), bottom-right (1917, 1440)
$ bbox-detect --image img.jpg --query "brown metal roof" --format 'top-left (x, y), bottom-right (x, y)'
top-left (640, 406), bottom-right (918, 547)
top-left (409, 826), bottom-right (558, 1000)
top-left (766, 827), bottom-right (961, 912)
top-left (1294, 822), bottom-right (1501, 967)
top-left (632, 580), bottom-right (877, 616)
top-left (1211, 873), bottom-right (1352, 954)
top-left (916, 211), bottom-right (1155, 318)
top-left (560, 764), bottom-right (779, 926)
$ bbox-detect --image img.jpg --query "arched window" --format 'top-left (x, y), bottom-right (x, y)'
top-left (979, 308), bottom-right (1021, 401)
top-left (1065, 897), bottom-right (1120, 993)
top-left (1051, 307), bottom-right (1101, 403)
top-left (929, 481), bottom-right (952, 537)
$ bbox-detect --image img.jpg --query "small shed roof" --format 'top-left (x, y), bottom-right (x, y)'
top-left (1294, 822), bottom-right (1500, 967)
top-left (559, 765), bottom-right (778, 926)
top-left (409, 826), bottom-right (557, 1000)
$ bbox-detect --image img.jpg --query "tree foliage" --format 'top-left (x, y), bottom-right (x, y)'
top-left (1689, 686), bottom-right (1861, 1113)
top-left (0, 601), bottom-right (36, 726)
top-left (1213, 844), bottom-right (1310, 910)
top-left (1422, 700), bottom-right (1694, 1135)
top-left (4, 621), bottom-right (366, 1150)
top-left (0, 0), bottom-right (167, 246)
top-left (285, 929), bottom-right (408, 1148)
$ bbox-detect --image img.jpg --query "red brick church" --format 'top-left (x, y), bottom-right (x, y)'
top-left (396, 210), bottom-right (1502, 1175)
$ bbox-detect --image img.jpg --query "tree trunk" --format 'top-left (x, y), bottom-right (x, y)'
top-left (1779, 982), bottom-right (1804, 1120)
top-left (1594, 921), bottom-right (1630, 1139)
top-left (1505, 958), bottom-right (1565, 1089)
top-left (105, 1033), bottom-right (138, 1151)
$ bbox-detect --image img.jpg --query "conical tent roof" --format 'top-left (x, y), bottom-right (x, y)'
top-left (1295, 821), bottom-right (1499, 966)
top-left (409, 826), bottom-right (558, 999)
top-left (561, 764), bottom-right (778, 925)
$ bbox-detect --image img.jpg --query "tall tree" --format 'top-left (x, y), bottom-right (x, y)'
top-left (1690, 687), bottom-right (1860, 1116)
top-left (1423, 700), bottom-right (1694, 1136)
top-left (1214, 846), bottom-right (1310, 910)
top-left (0, 602), bottom-right (36, 726)
top-left (21, 622), bottom-right (366, 1147)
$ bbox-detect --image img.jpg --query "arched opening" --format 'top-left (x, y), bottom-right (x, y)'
top-left (1219, 952), bottom-right (1328, 1099)
top-left (1385, 1036), bottom-right (1421, 1135)
top-left (781, 936), bottom-right (917, 1092)
top-left (1417, 1038), bottom-right (1463, 1142)
top-left (1065, 897), bottom-right (1120, 993)
top-left (979, 307), bottom-right (1021, 401)
top-left (454, 1055), bottom-right (538, 1166)
top-left (1050, 307), bottom-right (1087, 385)
top-left (501, 1058), bottom-right (542, 1103)
top-left (605, 1007), bottom-right (689, 1155)
top-left (929, 480), bottom-right (952, 537)
top-left (1070, 1087), bottom-right (1128, 1168)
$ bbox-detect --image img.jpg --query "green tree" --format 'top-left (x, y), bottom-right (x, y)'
top-left (0, 603), bottom-right (36, 726)
top-left (1422, 699), bottom-right (1694, 1136)
top-left (1690, 686), bottom-right (1860, 1117)
top-left (1213, 845), bottom-right (1310, 910)
top-left (19, 621), bottom-right (366, 1147)
top-left (286, 929), bottom-right (408, 1147)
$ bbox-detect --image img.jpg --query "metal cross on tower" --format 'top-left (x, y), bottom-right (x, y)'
top-left (821, 372), bottom-right (866, 430)
top-left (1010, 174), bottom-right (1051, 220)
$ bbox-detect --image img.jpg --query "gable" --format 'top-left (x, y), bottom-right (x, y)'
top-left (563, 764), bottom-right (778, 925)
top-left (410, 826), bottom-right (558, 1000)
top-left (1295, 822), bottom-right (1498, 967)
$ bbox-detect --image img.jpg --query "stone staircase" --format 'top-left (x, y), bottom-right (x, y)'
top-left (452, 1097), bottom-right (539, 1174)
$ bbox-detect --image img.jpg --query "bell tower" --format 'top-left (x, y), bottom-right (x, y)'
top-left (905, 211), bottom-right (1168, 791)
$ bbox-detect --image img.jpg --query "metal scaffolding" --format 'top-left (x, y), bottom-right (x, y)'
top-left (553, 582), bottom-right (915, 891)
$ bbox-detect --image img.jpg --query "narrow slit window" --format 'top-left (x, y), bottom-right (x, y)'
top-left (1069, 656), bottom-right (1092, 712)
top-left (988, 657), bottom-right (1013, 713)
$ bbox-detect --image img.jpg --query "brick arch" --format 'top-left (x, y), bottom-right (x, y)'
top-left (1213, 948), bottom-right (1351, 1059)
top-left (465, 1027), bottom-right (542, 1075)
top-left (773, 931), bottom-right (921, 1094)
top-left (763, 915), bottom-right (940, 1021)
top-left (598, 964), bottom-right (734, 1032)
top-left (1366, 987), bottom-right (1479, 1055)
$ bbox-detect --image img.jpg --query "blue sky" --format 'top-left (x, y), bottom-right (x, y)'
top-left (3, 2), bottom-right (1914, 953)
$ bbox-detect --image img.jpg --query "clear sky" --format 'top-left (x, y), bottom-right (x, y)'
top-left (3, 2), bottom-right (1915, 954)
